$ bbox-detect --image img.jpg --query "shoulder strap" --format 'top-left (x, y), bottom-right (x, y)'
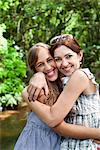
top-left (80, 68), bottom-right (97, 85)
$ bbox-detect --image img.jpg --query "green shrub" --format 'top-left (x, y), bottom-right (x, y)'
top-left (0, 24), bottom-right (26, 109)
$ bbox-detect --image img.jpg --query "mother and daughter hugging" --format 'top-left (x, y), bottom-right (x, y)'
top-left (14, 34), bottom-right (100, 150)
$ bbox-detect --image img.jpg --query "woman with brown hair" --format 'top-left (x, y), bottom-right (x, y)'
top-left (23, 35), bottom-right (100, 150)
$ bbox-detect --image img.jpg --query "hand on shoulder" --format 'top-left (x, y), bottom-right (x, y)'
top-left (27, 72), bottom-right (49, 101)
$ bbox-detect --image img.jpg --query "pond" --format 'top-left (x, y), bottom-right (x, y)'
top-left (0, 103), bottom-right (27, 150)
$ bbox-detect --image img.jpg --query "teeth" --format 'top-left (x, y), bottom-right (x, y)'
top-left (66, 69), bottom-right (70, 71)
top-left (47, 71), bottom-right (54, 77)
top-left (64, 66), bottom-right (71, 71)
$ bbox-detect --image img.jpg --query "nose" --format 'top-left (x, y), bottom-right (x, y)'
top-left (45, 62), bottom-right (52, 70)
top-left (61, 58), bottom-right (69, 68)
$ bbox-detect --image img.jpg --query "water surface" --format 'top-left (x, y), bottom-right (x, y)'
top-left (0, 104), bottom-right (27, 150)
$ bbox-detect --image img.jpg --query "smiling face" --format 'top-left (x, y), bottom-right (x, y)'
top-left (35, 47), bottom-right (58, 81)
top-left (54, 45), bottom-right (83, 77)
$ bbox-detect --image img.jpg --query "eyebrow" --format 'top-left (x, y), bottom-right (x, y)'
top-left (36, 61), bottom-right (44, 66)
top-left (36, 56), bottom-right (53, 64)
top-left (54, 53), bottom-right (72, 57)
top-left (64, 53), bottom-right (73, 56)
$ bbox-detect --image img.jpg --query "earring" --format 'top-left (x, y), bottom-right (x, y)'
top-left (80, 62), bottom-right (82, 65)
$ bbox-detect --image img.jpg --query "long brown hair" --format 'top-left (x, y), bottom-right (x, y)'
top-left (28, 42), bottom-right (63, 92)
top-left (50, 34), bottom-right (82, 55)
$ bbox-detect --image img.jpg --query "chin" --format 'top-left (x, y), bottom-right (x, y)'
top-left (63, 72), bottom-right (72, 77)
top-left (48, 75), bottom-right (58, 82)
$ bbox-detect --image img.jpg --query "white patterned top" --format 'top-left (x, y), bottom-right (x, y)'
top-left (61, 68), bottom-right (100, 150)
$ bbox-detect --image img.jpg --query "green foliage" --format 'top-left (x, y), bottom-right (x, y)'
top-left (0, 0), bottom-right (99, 109)
top-left (0, 24), bottom-right (26, 108)
top-left (0, 93), bottom-right (22, 108)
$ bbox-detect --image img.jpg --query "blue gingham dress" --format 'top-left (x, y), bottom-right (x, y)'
top-left (61, 68), bottom-right (100, 150)
top-left (14, 81), bottom-right (61, 150)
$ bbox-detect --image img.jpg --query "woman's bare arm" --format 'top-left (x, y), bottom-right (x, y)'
top-left (22, 87), bottom-right (100, 141)
top-left (23, 70), bottom-right (89, 127)
top-left (53, 121), bottom-right (100, 140)
top-left (22, 88), bottom-right (100, 140)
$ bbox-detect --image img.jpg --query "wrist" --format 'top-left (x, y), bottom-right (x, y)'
top-left (29, 72), bottom-right (45, 84)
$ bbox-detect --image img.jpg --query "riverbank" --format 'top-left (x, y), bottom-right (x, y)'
top-left (0, 102), bottom-right (27, 150)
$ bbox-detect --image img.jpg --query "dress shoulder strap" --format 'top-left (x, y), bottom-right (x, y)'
top-left (80, 68), bottom-right (97, 85)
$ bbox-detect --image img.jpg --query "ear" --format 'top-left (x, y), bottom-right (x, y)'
top-left (78, 51), bottom-right (83, 62)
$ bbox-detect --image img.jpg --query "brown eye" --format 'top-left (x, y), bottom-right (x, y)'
top-left (54, 57), bottom-right (62, 62)
top-left (65, 54), bottom-right (73, 59)
top-left (47, 58), bottom-right (54, 63)
top-left (36, 63), bottom-right (44, 68)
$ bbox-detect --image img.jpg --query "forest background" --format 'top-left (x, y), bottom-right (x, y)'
top-left (0, 0), bottom-right (100, 109)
